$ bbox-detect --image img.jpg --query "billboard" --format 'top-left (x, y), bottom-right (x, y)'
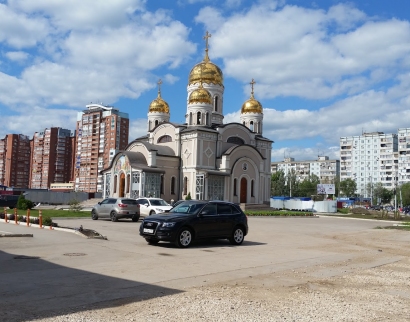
top-left (317, 184), bottom-right (335, 194)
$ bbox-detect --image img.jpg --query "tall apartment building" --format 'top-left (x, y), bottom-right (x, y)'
top-left (0, 134), bottom-right (31, 188)
top-left (271, 156), bottom-right (339, 183)
top-left (75, 104), bottom-right (129, 193)
top-left (30, 128), bottom-right (74, 189)
top-left (397, 128), bottom-right (410, 185)
top-left (340, 132), bottom-right (398, 198)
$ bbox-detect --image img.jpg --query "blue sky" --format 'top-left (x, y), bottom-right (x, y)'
top-left (1, 0), bottom-right (410, 162)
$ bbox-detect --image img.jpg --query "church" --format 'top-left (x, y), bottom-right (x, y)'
top-left (101, 32), bottom-right (273, 204)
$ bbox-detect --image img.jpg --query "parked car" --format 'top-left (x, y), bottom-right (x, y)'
top-left (136, 198), bottom-right (172, 216)
top-left (139, 200), bottom-right (248, 248)
top-left (0, 195), bottom-right (19, 209)
top-left (91, 198), bottom-right (140, 222)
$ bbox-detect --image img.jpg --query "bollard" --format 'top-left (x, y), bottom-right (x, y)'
top-left (4, 207), bottom-right (7, 223)
top-left (39, 210), bottom-right (43, 229)
top-left (14, 208), bottom-right (18, 225)
top-left (26, 209), bottom-right (30, 227)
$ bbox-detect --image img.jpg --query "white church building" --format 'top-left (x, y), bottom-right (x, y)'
top-left (101, 32), bottom-right (273, 204)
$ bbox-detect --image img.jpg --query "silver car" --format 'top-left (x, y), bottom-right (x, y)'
top-left (91, 198), bottom-right (140, 222)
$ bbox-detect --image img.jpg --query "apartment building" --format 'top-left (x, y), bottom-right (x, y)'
top-left (397, 128), bottom-right (410, 185)
top-left (75, 104), bottom-right (129, 193)
top-left (0, 134), bottom-right (31, 188)
top-left (340, 132), bottom-right (398, 198)
top-left (271, 156), bottom-right (339, 183)
top-left (30, 128), bottom-right (74, 189)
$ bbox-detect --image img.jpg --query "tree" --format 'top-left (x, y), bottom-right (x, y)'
top-left (339, 178), bottom-right (357, 197)
top-left (400, 183), bottom-right (410, 206)
top-left (271, 170), bottom-right (287, 196)
top-left (298, 174), bottom-right (320, 197)
top-left (185, 192), bottom-right (192, 200)
top-left (17, 194), bottom-right (34, 210)
top-left (285, 169), bottom-right (299, 197)
top-left (372, 182), bottom-right (384, 204)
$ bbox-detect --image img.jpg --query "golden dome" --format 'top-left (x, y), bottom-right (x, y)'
top-left (149, 96), bottom-right (169, 113)
top-left (241, 97), bottom-right (263, 114)
top-left (149, 79), bottom-right (169, 113)
top-left (189, 87), bottom-right (212, 104)
top-left (189, 60), bottom-right (223, 86)
top-left (241, 79), bottom-right (262, 114)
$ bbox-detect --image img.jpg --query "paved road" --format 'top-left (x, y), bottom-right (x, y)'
top-left (0, 216), bottom-right (400, 321)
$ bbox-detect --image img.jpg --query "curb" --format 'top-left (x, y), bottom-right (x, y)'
top-left (0, 233), bottom-right (33, 238)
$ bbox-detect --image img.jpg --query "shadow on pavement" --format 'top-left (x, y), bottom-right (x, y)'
top-left (0, 249), bottom-right (182, 322)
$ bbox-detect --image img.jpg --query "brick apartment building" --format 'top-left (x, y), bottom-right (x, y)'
top-left (74, 104), bottom-right (129, 193)
top-left (30, 128), bottom-right (75, 189)
top-left (0, 134), bottom-right (31, 188)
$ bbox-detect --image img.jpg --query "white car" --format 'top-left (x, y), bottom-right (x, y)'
top-left (136, 198), bottom-right (172, 216)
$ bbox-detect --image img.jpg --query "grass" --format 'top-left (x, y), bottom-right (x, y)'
top-left (245, 210), bottom-right (314, 216)
top-left (3, 208), bottom-right (91, 218)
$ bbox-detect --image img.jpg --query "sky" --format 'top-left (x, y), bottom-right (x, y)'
top-left (1, 0), bottom-right (410, 162)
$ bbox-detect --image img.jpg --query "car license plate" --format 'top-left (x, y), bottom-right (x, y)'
top-left (143, 228), bottom-right (154, 234)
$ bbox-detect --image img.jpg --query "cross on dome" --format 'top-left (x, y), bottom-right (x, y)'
top-left (157, 79), bottom-right (162, 97)
top-left (250, 78), bottom-right (256, 98)
top-left (203, 31), bottom-right (211, 62)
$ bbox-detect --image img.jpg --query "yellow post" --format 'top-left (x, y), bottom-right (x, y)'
top-left (14, 208), bottom-right (18, 225)
top-left (4, 207), bottom-right (7, 223)
top-left (39, 210), bottom-right (43, 229)
top-left (26, 209), bottom-right (30, 227)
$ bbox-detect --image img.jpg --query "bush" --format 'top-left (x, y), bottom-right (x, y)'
top-left (185, 192), bottom-right (192, 200)
top-left (42, 216), bottom-right (53, 227)
top-left (17, 194), bottom-right (35, 210)
top-left (68, 199), bottom-right (83, 212)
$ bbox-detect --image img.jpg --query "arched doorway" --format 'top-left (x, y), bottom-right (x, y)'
top-left (240, 178), bottom-right (247, 203)
top-left (119, 173), bottom-right (125, 197)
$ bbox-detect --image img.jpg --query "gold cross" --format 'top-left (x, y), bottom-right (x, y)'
top-left (157, 79), bottom-right (162, 96)
top-left (203, 31), bottom-right (211, 51)
top-left (250, 78), bottom-right (256, 96)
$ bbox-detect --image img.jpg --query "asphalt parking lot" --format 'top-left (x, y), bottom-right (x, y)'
top-left (0, 215), bottom-right (404, 321)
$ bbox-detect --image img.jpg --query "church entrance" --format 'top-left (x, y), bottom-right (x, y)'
top-left (240, 178), bottom-right (247, 203)
top-left (119, 173), bottom-right (125, 197)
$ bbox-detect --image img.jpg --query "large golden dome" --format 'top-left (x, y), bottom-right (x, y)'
top-left (189, 60), bottom-right (223, 86)
top-left (241, 97), bottom-right (263, 114)
top-left (189, 87), bottom-right (212, 104)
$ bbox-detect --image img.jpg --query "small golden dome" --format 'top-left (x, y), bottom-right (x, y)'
top-left (241, 78), bottom-right (262, 114)
top-left (241, 97), bottom-right (263, 114)
top-left (189, 60), bottom-right (223, 86)
top-left (149, 79), bottom-right (169, 113)
top-left (149, 97), bottom-right (169, 113)
top-left (189, 87), bottom-right (212, 104)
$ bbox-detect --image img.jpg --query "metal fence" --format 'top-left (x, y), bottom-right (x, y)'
top-left (24, 191), bottom-right (102, 205)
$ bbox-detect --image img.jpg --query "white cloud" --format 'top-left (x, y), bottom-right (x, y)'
top-left (129, 118), bottom-right (150, 141)
top-left (5, 51), bottom-right (29, 62)
top-left (163, 74), bottom-right (179, 84)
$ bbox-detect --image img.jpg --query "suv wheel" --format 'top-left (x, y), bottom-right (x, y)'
top-left (229, 226), bottom-right (244, 245)
top-left (176, 227), bottom-right (193, 248)
top-left (110, 211), bottom-right (118, 222)
top-left (132, 215), bottom-right (140, 222)
top-left (149, 210), bottom-right (155, 216)
top-left (91, 210), bottom-right (98, 220)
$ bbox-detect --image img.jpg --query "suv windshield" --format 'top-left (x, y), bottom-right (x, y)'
top-left (150, 199), bottom-right (169, 206)
top-left (169, 202), bottom-right (206, 214)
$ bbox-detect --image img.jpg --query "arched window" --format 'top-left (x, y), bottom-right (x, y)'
top-left (227, 136), bottom-right (245, 145)
top-left (251, 180), bottom-right (254, 197)
top-left (206, 112), bottom-right (209, 125)
top-left (155, 120), bottom-right (159, 127)
top-left (171, 177), bottom-right (175, 195)
top-left (160, 175), bottom-right (164, 194)
top-left (189, 112), bottom-right (192, 125)
top-left (250, 121), bottom-right (254, 132)
top-left (157, 135), bottom-right (172, 143)
top-left (113, 175), bottom-right (117, 193)
top-left (183, 177), bottom-right (188, 195)
top-left (234, 178), bottom-right (237, 196)
top-left (243, 121), bottom-right (246, 126)
top-left (197, 112), bottom-right (201, 125)
top-left (214, 96), bottom-right (218, 112)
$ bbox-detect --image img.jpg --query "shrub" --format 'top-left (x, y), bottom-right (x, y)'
top-left (42, 216), bottom-right (53, 227)
top-left (17, 194), bottom-right (35, 210)
top-left (68, 199), bottom-right (83, 212)
top-left (185, 192), bottom-right (192, 200)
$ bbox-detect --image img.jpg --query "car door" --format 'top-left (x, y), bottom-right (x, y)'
top-left (195, 203), bottom-right (219, 238)
top-left (137, 198), bottom-right (150, 216)
top-left (217, 203), bottom-right (238, 236)
top-left (98, 198), bottom-right (115, 218)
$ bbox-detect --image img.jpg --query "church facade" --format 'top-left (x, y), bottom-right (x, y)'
top-left (101, 32), bottom-right (273, 204)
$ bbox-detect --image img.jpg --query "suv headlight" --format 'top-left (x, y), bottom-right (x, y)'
top-left (156, 208), bottom-right (165, 212)
top-left (162, 222), bottom-right (176, 228)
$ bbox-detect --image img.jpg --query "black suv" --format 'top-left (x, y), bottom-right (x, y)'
top-left (139, 200), bottom-right (248, 248)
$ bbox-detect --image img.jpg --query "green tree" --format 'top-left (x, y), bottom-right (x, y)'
top-left (271, 170), bottom-right (287, 196)
top-left (339, 178), bottom-right (357, 197)
top-left (185, 192), bottom-right (192, 200)
top-left (372, 182), bottom-right (384, 204)
top-left (400, 183), bottom-right (410, 206)
top-left (298, 174), bottom-right (320, 197)
top-left (285, 169), bottom-right (299, 197)
top-left (17, 194), bottom-right (34, 210)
